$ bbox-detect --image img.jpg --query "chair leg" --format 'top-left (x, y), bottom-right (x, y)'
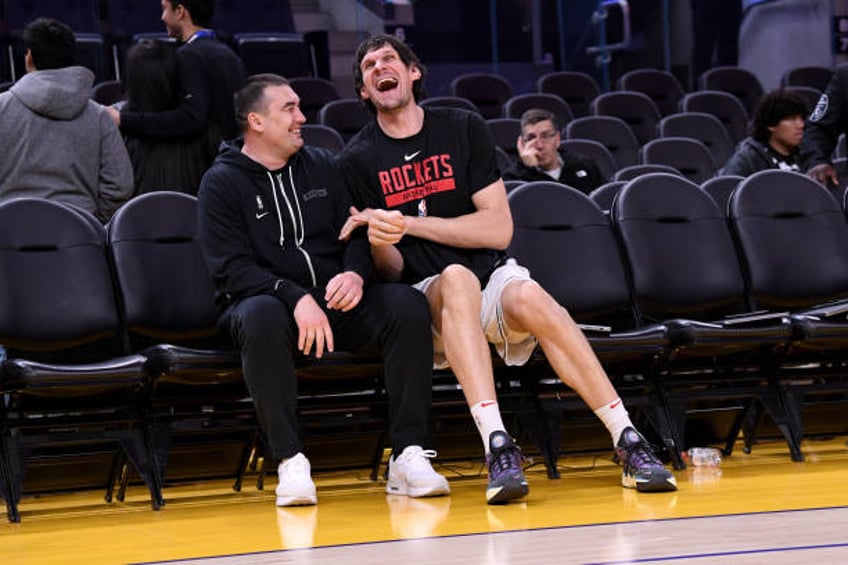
top-left (116, 458), bottom-right (130, 502)
top-left (233, 434), bottom-right (259, 492)
top-left (105, 450), bottom-right (127, 503)
top-left (369, 428), bottom-right (387, 482)
top-left (723, 399), bottom-right (753, 457)
top-left (0, 434), bottom-right (21, 523)
top-left (759, 388), bottom-right (805, 462)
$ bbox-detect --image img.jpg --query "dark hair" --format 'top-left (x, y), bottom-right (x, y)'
top-left (352, 33), bottom-right (427, 113)
top-left (167, 0), bottom-right (215, 28)
top-left (234, 73), bottom-right (290, 132)
top-left (23, 17), bottom-right (75, 70)
top-left (750, 90), bottom-right (808, 143)
top-left (125, 39), bottom-right (181, 112)
top-left (520, 108), bottom-right (559, 133)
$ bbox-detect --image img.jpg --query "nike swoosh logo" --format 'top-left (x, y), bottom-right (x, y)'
top-left (610, 400), bottom-right (621, 409)
top-left (256, 211), bottom-right (269, 219)
top-left (404, 150), bottom-right (421, 161)
top-left (480, 401), bottom-right (497, 408)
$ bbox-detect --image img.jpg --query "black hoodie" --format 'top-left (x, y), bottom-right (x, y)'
top-left (197, 140), bottom-right (373, 316)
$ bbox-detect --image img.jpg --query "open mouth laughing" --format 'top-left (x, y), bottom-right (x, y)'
top-left (376, 77), bottom-right (398, 92)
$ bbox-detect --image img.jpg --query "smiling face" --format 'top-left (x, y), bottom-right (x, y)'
top-left (358, 44), bottom-right (422, 115)
top-left (160, 0), bottom-right (184, 40)
top-left (249, 84), bottom-right (306, 161)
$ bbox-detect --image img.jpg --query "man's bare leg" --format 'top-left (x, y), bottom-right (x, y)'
top-left (423, 265), bottom-right (529, 503)
top-left (500, 279), bottom-right (677, 492)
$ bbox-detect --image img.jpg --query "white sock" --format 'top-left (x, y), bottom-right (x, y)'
top-left (470, 400), bottom-right (506, 454)
top-left (594, 397), bottom-right (635, 446)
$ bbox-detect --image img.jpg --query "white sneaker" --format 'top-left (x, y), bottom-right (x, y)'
top-left (276, 453), bottom-right (317, 506)
top-left (386, 446), bottom-right (450, 498)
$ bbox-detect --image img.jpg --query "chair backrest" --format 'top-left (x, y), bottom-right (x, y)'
top-left (591, 91), bottom-right (661, 146)
top-left (0, 199), bottom-right (121, 353)
top-left (486, 118), bottom-right (521, 159)
top-left (449, 73), bottom-right (514, 119)
top-left (701, 175), bottom-right (744, 215)
top-left (503, 179), bottom-right (524, 193)
top-left (783, 86), bottom-right (822, 115)
top-left (566, 115), bottom-right (640, 169)
top-left (729, 170), bottom-right (848, 310)
top-left (318, 98), bottom-right (372, 143)
top-left (91, 79), bottom-right (124, 106)
top-left (780, 65), bottom-right (832, 92)
top-left (420, 96), bottom-right (479, 113)
top-left (502, 93), bottom-right (574, 129)
top-left (495, 146), bottom-right (514, 175)
top-left (507, 181), bottom-right (635, 326)
top-left (614, 163), bottom-right (681, 182)
top-left (301, 124), bottom-right (345, 153)
top-left (588, 181), bottom-right (627, 212)
top-left (611, 173), bottom-right (748, 320)
top-left (698, 66), bottom-right (764, 116)
top-left (234, 32), bottom-right (313, 78)
top-left (640, 137), bottom-right (717, 185)
top-left (289, 77), bottom-right (339, 123)
top-left (107, 191), bottom-right (220, 345)
top-left (560, 139), bottom-right (617, 182)
top-left (537, 71), bottom-right (600, 118)
top-left (680, 90), bottom-right (750, 145)
top-left (658, 112), bottom-right (735, 170)
top-left (617, 68), bottom-right (686, 117)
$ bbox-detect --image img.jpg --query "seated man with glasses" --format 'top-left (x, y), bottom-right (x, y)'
top-left (503, 108), bottom-right (605, 194)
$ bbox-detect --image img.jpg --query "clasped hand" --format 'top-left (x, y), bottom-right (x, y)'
top-left (338, 206), bottom-right (407, 246)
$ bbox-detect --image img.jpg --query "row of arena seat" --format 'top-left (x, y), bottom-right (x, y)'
top-left (0, 192), bottom-right (390, 523)
top-left (449, 65), bottom-right (828, 122)
top-left (0, 0), bottom-right (312, 84)
top-left (507, 169), bottom-right (848, 474)
top-left (4, 169), bottom-right (848, 522)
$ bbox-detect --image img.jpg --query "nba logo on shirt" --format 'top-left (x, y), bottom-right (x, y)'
top-left (418, 199), bottom-right (427, 217)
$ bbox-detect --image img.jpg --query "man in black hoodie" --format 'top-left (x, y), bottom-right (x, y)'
top-left (197, 74), bottom-right (449, 507)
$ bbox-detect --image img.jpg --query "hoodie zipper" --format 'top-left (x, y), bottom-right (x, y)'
top-left (267, 169), bottom-right (317, 287)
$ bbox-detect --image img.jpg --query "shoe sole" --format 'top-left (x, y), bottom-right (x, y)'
top-left (386, 481), bottom-right (450, 498)
top-left (276, 493), bottom-right (317, 506)
top-left (486, 482), bottom-right (529, 505)
top-left (621, 473), bottom-right (678, 493)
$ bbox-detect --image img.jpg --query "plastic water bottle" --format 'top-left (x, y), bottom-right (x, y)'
top-left (686, 447), bottom-right (722, 467)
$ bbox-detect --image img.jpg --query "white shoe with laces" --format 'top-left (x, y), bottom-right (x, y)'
top-left (386, 445), bottom-right (450, 498)
top-left (276, 453), bottom-right (317, 506)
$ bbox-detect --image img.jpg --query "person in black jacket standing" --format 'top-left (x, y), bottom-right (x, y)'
top-left (502, 108), bottom-right (605, 194)
top-left (106, 0), bottom-right (246, 175)
top-left (197, 74), bottom-right (449, 507)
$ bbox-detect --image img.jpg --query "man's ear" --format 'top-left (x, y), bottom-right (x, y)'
top-left (248, 112), bottom-right (264, 132)
top-left (24, 49), bottom-right (35, 73)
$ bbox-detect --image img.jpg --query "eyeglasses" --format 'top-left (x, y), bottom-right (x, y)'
top-left (522, 130), bottom-right (558, 144)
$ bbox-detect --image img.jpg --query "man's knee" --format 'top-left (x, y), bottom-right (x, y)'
top-left (438, 264), bottom-right (482, 298)
top-left (230, 295), bottom-right (293, 345)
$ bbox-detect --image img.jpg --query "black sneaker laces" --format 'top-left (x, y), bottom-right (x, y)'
top-left (624, 440), bottom-right (662, 469)
top-left (490, 444), bottom-right (523, 479)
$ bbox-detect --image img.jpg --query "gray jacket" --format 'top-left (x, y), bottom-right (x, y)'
top-left (0, 66), bottom-right (133, 222)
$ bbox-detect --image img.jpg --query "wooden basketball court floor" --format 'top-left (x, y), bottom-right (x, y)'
top-left (3, 436), bottom-right (848, 564)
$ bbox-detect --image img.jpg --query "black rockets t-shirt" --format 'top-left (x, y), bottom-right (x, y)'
top-left (340, 107), bottom-right (503, 284)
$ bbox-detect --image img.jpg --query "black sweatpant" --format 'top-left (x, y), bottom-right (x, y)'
top-left (221, 283), bottom-right (434, 462)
